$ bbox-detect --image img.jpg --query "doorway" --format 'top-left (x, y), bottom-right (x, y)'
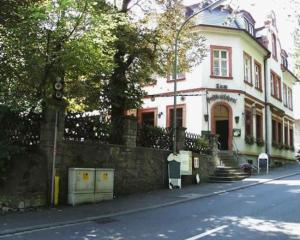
top-left (211, 103), bottom-right (232, 151)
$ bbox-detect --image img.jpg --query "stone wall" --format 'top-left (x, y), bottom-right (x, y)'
top-left (0, 148), bottom-right (47, 212)
top-left (58, 142), bottom-right (170, 204)
top-left (58, 142), bottom-right (217, 204)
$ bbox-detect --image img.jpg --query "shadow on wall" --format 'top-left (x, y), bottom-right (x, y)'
top-left (0, 147), bottom-right (47, 211)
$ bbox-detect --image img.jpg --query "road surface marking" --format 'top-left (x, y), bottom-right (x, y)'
top-left (185, 225), bottom-right (228, 240)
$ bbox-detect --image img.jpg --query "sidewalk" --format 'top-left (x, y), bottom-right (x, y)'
top-left (1, 163), bottom-right (300, 236)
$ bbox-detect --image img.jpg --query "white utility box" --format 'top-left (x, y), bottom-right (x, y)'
top-left (94, 168), bottom-right (114, 201)
top-left (68, 168), bottom-right (95, 206)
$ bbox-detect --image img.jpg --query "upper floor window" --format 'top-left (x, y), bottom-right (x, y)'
top-left (288, 87), bottom-right (293, 110)
top-left (271, 71), bottom-right (281, 101)
top-left (244, 18), bottom-right (254, 35)
top-left (210, 45), bottom-right (232, 79)
top-left (283, 83), bottom-right (288, 107)
top-left (272, 34), bottom-right (277, 60)
top-left (167, 72), bottom-right (185, 82)
top-left (281, 56), bottom-right (288, 69)
top-left (244, 52), bottom-right (252, 85)
top-left (254, 61), bottom-right (262, 91)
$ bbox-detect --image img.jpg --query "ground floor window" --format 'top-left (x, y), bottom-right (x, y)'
top-left (284, 125), bottom-right (288, 145)
top-left (256, 113), bottom-right (263, 140)
top-left (245, 107), bottom-right (253, 137)
top-left (138, 108), bottom-right (157, 126)
top-left (290, 127), bottom-right (294, 147)
top-left (166, 104), bottom-right (186, 128)
top-left (272, 116), bottom-right (283, 147)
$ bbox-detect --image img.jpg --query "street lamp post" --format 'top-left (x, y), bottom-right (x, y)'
top-left (172, 0), bottom-right (225, 154)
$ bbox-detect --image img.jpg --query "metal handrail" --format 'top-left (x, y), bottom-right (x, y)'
top-left (232, 139), bottom-right (239, 163)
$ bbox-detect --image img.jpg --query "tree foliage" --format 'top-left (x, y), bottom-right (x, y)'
top-left (1, 0), bottom-right (209, 143)
top-left (0, 0), bottom-right (118, 111)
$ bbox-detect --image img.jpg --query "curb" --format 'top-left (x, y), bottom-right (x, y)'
top-left (1, 171), bottom-right (300, 238)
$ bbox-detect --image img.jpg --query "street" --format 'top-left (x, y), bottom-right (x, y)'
top-left (1, 174), bottom-right (300, 240)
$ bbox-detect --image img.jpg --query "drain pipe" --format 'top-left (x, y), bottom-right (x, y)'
top-left (264, 54), bottom-right (271, 155)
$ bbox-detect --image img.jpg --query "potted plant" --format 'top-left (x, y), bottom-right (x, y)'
top-left (256, 138), bottom-right (265, 147)
top-left (245, 135), bottom-right (255, 145)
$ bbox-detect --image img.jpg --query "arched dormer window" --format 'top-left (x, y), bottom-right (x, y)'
top-left (272, 33), bottom-right (277, 60)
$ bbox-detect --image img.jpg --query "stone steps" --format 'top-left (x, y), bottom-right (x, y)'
top-left (209, 151), bottom-right (249, 182)
top-left (209, 166), bottom-right (249, 183)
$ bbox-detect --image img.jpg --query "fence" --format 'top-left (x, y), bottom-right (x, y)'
top-left (0, 107), bottom-right (41, 146)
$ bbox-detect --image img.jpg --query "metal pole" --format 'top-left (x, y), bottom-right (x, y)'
top-left (51, 110), bottom-right (58, 207)
top-left (206, 89), bottom-right (209, 131)
top-left (172, 40), bottom-right (178, 155)
top-left (172, 0), bottom-right (226, 155)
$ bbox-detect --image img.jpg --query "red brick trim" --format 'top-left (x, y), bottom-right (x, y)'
top-left (166, 104), bottom-right (186, 128)
top-left (210, 45), bottom-right (232, 79)
top-left (137, 108), bottom-right (158, 126)
top-left (210, 101), bottom-right (233, 151)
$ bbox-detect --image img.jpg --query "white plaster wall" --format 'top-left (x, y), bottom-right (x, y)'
top-left (141, 26), bottom-right (296, 160)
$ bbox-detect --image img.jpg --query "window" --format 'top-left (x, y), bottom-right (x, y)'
top-left (278, 122), bottom-right (282, 144)
top-left (167, 72), bottom-right (185, 82)
top-left (245, 108), bottom-right (253, 136)
top-left (284, 125), bottom-right (288, 145)
top-left (210, 45), bottom-right (232, 78)
top-left (244, 18), bottom-right (254, 35)
top-left (283, 84), bottom-right (288, 107)
top-left (290, 127), bottom-right (294, 147)
top-left (166, 105), bottom-right (186, 128)
top-left (272, 34), bottom-right (277, 60)
top-left (281, 56), bottom-right (288, 69)
top-left (288, 87), bottom-right (293, 110)
top-left (244, 52), bottom-right (252, 85)
top-left (256, 114), bottom-right (263, 140)
top-left (272, 119), bottom-right (277, 142)
top-left (254, 61), bottom-right (262, 90)
top-left (271, 71), bottom-right (281, 101)
top-left (138, 108), bottom-right (157, 126)
top-left (141, 112), bottom-right (155, 126)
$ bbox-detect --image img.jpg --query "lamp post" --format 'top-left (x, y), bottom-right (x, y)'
top-left (172, 0), bottom-right (225, 154)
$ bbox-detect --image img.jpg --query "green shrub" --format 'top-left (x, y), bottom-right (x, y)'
top-left (245, 135), bottom-right (255, 145)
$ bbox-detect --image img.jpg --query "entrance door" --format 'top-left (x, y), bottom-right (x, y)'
top-left (216, 120), bottom-right (229, 150)
top-left (212, 104), bottom-right (231, 151)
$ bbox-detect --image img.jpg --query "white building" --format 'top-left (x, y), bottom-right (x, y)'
top-left (138, 3), bottom-right (299, 163)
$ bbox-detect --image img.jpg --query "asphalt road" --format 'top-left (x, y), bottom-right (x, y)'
top-left (2, 174), bottom-right (300, 240)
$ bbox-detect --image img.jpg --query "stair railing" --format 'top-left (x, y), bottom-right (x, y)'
top-left (232, 139), bottom-right (240, 165)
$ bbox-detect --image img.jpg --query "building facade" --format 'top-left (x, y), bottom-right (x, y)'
top-left (138, 4), bottom-right (298, 163)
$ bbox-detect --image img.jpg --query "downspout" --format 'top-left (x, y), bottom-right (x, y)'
top-left (264, 53), bottom-right (271, 155)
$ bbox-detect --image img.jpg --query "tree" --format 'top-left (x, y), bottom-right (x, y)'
top-left (105, 0), bottom-right (208, 143)
top-left (0, 0), bottom-right (118, 111)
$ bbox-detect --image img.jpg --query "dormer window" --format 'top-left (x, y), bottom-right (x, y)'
top-left (272, 33), bottom-right (277, 60)
top-left (244, 18), bottom-right (254, 35)
top-left (281, 57), bottom-right (288, 69)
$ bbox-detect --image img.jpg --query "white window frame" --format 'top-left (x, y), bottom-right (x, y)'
top-left (254, 63), bottom-right (261, 89)
top-left (244, 53), bottom-right (252, 84)
top-left (213, 49), bottom-right (229, 77)
top-left (283, 84), bottom-right (287, 107)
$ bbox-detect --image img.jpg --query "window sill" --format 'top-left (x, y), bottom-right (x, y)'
top-left (271, 95), bottom-right (282, 102)
top-left (244, 80), bottom-right (253, 87)
top-left (210, 75), bottom-right (233, 80)
top-left (255, 87), bottom-right (263, 92)
top-left (167, 78), bottom-right (186, 83)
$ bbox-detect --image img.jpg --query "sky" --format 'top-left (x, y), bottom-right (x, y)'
top-left (183, 0), bottom-right (300, 119)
